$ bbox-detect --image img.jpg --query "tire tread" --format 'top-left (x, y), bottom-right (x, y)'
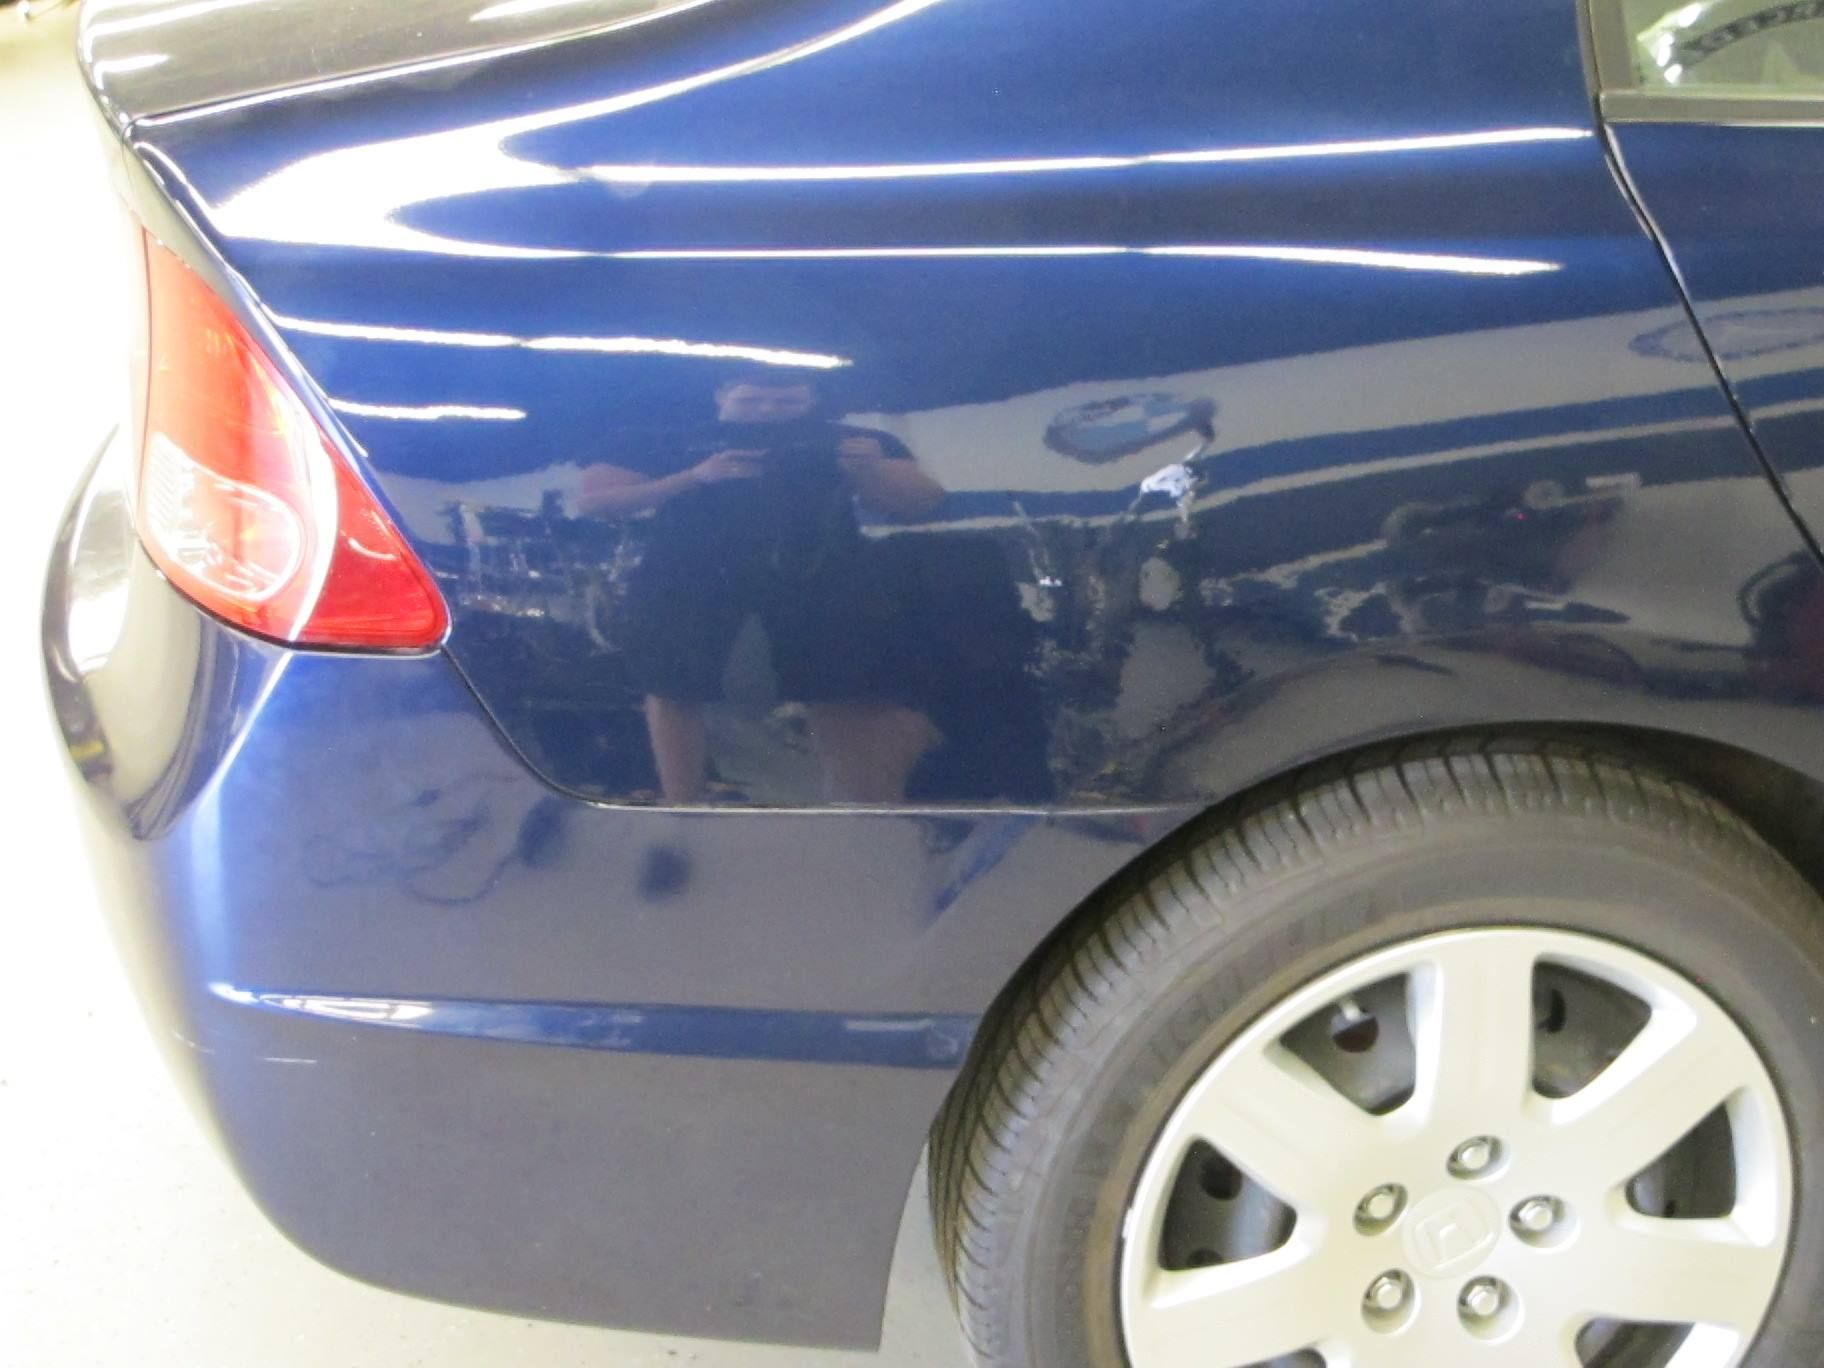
top-left (927, 737), bottom-right (1816, 1366)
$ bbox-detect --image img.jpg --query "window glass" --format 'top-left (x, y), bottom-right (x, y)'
top-left (1618, 0), bottom-right (1824, 90)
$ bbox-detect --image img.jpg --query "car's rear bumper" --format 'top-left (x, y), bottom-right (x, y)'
top-left (41, 433), bottom-right (1185, 1345)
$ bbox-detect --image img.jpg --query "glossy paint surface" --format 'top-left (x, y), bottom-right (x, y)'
top-left (1610, 120), bottom-right (1824, 546)
top-left (48, 0), bottom-right (1824, 1350)
top-left (44, 435), bottom-right (1188, 1344)
top-left (78, 0), bottom-right (718, 128)
top-left (115, 0), bottom-right (1824, 810)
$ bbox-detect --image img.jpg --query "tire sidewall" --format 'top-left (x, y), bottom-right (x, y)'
top-left (1008, 823), bottom-right (1824, 1367)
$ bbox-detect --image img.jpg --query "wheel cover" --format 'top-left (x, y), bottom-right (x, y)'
top-left (1118, 927), bottom-right (1794, 1367)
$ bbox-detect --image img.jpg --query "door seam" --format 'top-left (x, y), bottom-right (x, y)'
top-left (1597, 122), bottom-right (1824, 568)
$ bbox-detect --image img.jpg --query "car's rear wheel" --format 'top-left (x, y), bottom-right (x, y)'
top-left (930, 740), bottom-right (1824, 1367)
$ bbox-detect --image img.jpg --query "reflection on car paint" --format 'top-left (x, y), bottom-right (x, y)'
top-left (54, 0), bottom-right (1824, 1344)
top-left (209, 980), bottom-right (978, 1068)
top-left (116, 0), bottom-right (1812, 809)
top-left (401, 303), bottom-right (1797, 806)
top-left (109, 0), bottom-right (1815, 810)
top-left (1611, 123), bottom-right (1824, 562)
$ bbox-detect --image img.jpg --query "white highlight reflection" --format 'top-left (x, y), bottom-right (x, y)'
top-left (1153, 126), bottom-right (1590, 164)
top-left (470, 0), bottom-right (712, 22)
top-left (525, 335), bottom-right (851, 366)
top-left (147, 0), bottom-right (1582, 266)
top-left (280, 317), bottom-right (520, 347)
top-left (591, 156), bottom-right (1133, 184)
top-left (330, 399), bottom-right (528, 421)
top-left (1142, 244), bottom-right (1555, 276)
top-left (273, 311), bottom-right (853, 368)
top-left (609, 245), bottom-right (1126, 260)
top-left (585, 127), bottom-right (1591, 186)
top-left (90, 52), bottom-right (171, 78)
top-left (186, 0), bottom-right (951, 256)
top-left (207, 121), bottom-right (1587, 260)
top-left (606, 243), bottom-right (1559, 275)
top-left (207, 981), bottom-right (434, 1023)
top-left (280, 995), bottom-right (436, 1024)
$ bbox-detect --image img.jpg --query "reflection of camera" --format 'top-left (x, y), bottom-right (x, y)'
top-left (759, 439), bottom-right (841, 472)
top-left (682, 437), bottom-right (840, 472)
top-left (745, 439), bottom-right (843, 489)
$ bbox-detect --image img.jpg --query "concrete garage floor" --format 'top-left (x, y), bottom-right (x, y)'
top-left (0, 10), bottom-right (964, 1366)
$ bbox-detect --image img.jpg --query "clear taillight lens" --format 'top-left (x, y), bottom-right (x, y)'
top-left (135, 231), bottom-right (447, 649)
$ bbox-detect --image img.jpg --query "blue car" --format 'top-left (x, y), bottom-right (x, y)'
top-left (44, 0), bottom-right (1824, 1363)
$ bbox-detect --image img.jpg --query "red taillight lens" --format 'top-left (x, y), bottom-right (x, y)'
top-left (135, 232), bottom-right (447, 649)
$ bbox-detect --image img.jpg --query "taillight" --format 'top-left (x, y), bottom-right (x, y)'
top-left (134, 231), bottom-right (447, 649)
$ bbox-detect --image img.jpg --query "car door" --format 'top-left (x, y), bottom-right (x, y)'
top-left (1596, 0), bottom-right (1824, 536)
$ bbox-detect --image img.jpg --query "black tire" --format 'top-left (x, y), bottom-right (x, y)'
top-left (928, 737), bottom-right (1824, 1367)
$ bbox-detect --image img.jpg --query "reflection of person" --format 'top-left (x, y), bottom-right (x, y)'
top-left (578, 375), bottom-right (946, 803)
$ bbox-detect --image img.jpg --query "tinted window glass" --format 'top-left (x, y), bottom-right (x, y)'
top-left (1617, 0), bottom-right (1824, 90)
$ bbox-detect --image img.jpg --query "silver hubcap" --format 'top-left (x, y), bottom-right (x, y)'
top-left (1118, 928), bottom-right (1792, 1366)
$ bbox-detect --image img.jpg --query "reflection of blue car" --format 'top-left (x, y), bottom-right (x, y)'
top-left (46, 0), bottom-right (1824, 1363)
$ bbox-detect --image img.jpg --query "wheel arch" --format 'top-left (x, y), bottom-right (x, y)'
top-left (941, 721), bottom-right (1824, 1136)
top-left (923, 721), bottom-right (1824, 1363)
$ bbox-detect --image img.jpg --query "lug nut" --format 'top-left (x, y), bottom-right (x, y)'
top-left (1449, 1136), bottom-right (1499, 1177)
top-left (1357, 1184), bottom-right (1405, 1226)
top-left (1460, 1277), bottom-right (1504, 1321)
top-left (1514, 1196), bottom-right (1558, 1234)
top-left (1366, 1272), bottom-right (1409, 1312)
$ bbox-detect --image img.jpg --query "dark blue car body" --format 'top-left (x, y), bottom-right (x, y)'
top-left (44, 0), bottom-right (1824, 1349)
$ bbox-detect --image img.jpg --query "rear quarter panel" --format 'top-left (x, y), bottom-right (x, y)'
top-left (55, 0), bottom-right (1824, 1349)
top-left (114, 0), bottom-right (1824, 810)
